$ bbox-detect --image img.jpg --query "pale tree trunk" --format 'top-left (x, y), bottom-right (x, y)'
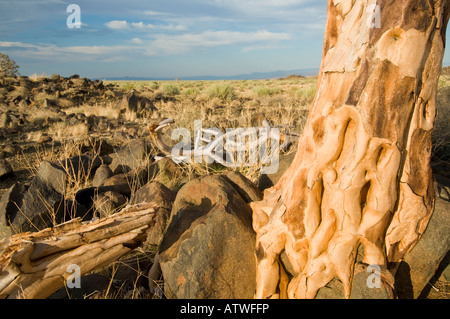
top-left (251, 0), bottom-right (450, 299)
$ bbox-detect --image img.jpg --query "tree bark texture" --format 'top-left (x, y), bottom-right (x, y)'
top-left (251, 0), bottom-right (450, 299)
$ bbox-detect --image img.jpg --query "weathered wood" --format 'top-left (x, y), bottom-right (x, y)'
top-left (0, 202), bottom-right (158, 299)
top-left (251, 0), bottom-right (450, 299)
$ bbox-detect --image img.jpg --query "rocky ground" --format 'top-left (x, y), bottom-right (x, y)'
top-left (0, 74), bottom-right (160, 196)
top-left (0, 73), bottom-right (449, 299)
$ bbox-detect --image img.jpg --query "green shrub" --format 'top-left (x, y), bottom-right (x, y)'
top-left (254, 86), bottom-right (283, 97)
top-left (206, 84), bottom-right (236, 101)
top-left (149, 81), bottom-right (160, 90)
top-left (121, 82), bottom-right (137, 91)
top-left (296, 86), bottom-right (317, 100)
top-left (161, 83), bottom-right (180, 96)
top-left (0, 53), bottom-right (19, 77)
top-left (183, 87), bottom-right (200, 98)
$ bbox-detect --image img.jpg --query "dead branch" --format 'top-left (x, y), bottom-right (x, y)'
top-left (0, 202), bottom-right (158, 299)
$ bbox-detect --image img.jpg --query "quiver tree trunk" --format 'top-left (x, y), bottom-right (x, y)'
top-left (251, 0), bottom-right (450, 299)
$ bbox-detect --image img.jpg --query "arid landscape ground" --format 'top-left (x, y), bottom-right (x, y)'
top-left (0, 74), bottom-right (316, 197)
top-left (0, 70), bottom-right (449, 299)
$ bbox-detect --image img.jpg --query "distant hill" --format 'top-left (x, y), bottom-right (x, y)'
top-left (102, 68), bottom-right (319, 81)
top-left (279, 74), bottom-right (306, 80)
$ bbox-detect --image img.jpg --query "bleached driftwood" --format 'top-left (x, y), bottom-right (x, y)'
top-left (0, 202), bottom-right (158, 299)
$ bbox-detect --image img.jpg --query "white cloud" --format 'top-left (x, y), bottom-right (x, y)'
top-left (104, 20), bottom-right (130, 30)
top-left (0, 28), bottom-right (292, 63)
top-left (105, 20), bottom-right (186, 32)
top-left (130, 37), bottom-right (144, 44)
top-left (208, 0), bottom-right (325, 27)
top-left (130, 22), bottom-right (145, 29)
top-left (242, 43), bottom-right (288, 53)
top-left (144, 30), bottom-right (291, 55)
top-left (212, 0), bottom-right (308, 7)
top-left (130, 21), bottom-right (186, 31)
top-left (0, 41), bottom-right (130, 62)
top-left (0, 0), bottom-right (328, 78)
top-left (143, 10), bottom-right (175, 17)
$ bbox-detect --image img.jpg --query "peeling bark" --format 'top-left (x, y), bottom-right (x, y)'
top-left (251, 0), bottom-right (450, 299)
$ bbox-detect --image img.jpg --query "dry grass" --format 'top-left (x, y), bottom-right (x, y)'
top-left (106, 77), bottom-right (314, 184)
top-left (425, 279), bottom-right (450, 299)
top-left (14, 139), bottom-right (107, 224)
top-left (142, 78), bottom-right (312, 128)
top-left (89, 248), bottom-right (164, 299)
top-left (64, 102), bottom-right (121, 120)
top-left (48, 122), bottom-right (90, 141)
top-left (26, 106), bottom-right (61, 123)
top-left (28, 72), bottom-right (48, 81)
top-left (106, 75), bottom-right (450, 182)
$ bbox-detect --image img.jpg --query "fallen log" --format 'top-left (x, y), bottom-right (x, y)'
top-left (0, 202), bottom-right (158, 299)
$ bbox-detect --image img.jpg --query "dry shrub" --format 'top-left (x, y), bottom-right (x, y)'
top-left (49, 122), bottom-right (89, 141)
top-left (206, 83), bottom-right (236, 101)
top-left (65, 103), bottom-right (121, 120)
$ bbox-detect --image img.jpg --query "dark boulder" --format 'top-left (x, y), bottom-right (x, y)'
top-left (92, 164), bottom-right (113, 188)
top-left (10, 161), bottom-right (67, 232)
top-left (0, 182), bottom-right (25, 239)
top-left (60, 153), bottom-right (102, 179)
top-left (394, 196), bottom-right (450, 299)
top-left (93, 191), bottom-right (127, 218)
top-left (0, 159), bottom-right (13, 179)
top-left (257, 151), bottom-right (296, 191)
top-left (159, 174), bottom-right (257, 299)
top-left (109, 139), bottom-right (153, 175)
top-left (120, 90), bottom-right (157, 118)
top-left (130, 181), bottom-right (176, 246)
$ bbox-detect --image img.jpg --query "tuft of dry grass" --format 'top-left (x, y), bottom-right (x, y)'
top-left (425, 279), bottom-right (450, 299)
top-left (28, 72), bottom-right (48, 81)
top-left (48, 122), bottom-right (89, 141)
top-left (160, 83), bottom-right (181, 96)
top-left (65, 102), bottom-right (121, 120)
top-left (14, 138), bottom-right (107, 225)
top-left (205, 83), bottom-right (237, 101)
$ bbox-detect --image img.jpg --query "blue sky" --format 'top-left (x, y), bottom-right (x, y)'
top-left (0, 1), bottom-right (449, 79)
top-left (0, 0), bottom-right (328, 78)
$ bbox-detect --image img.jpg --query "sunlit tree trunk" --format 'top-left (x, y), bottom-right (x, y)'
top-left (251, 0), bottom-right (450, 299)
